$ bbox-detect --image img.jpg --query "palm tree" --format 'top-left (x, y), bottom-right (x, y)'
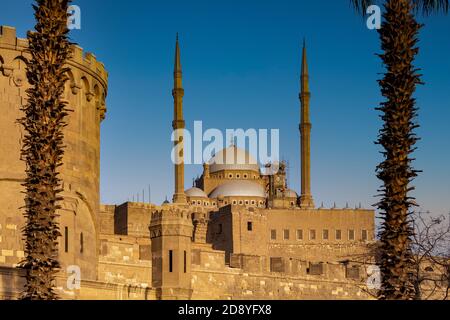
top-left (350, 0), bottom-right (448, 300)
top-left (18, 0), bottom-right (72, 300)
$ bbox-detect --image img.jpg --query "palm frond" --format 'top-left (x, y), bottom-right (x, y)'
top-left (350, 0), bottom-right (449, 16)
top-left (349, 0), bottom-right (382, 15)
top-left (412, 0), bottom-right (449, 15)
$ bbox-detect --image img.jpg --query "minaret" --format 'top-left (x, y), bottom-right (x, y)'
top-left (172, 34), bottom-right (187, 204)
top-left (299, 40), bottom-right (315, 209)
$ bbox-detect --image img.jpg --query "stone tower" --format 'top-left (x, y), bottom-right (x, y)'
top-left (299, 40), bottom-right (315, 209)
top-left (172, 34), bottom-right (187, 204)
top-left (0, 26), bottom-right (108, 280)
top-left (149, 206), bottom-right (193, 300)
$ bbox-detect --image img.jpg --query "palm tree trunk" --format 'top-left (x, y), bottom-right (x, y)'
top-left (376, 0), bottom-right (422, 300)
top-left (18, 0), bottom-right (72, 300)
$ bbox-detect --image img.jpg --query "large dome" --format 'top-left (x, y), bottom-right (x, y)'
top-left (208, 145), bottom-right (260, 173)
top-left (209, 181), bottom-right (266, 198)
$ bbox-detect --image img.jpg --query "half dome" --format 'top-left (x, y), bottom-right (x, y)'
top-left (284, 189), bottom-right (298, 198)
top-left (185, 187), bottom-right (208, 198)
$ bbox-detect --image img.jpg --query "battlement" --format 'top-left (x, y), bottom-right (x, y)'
top-left (0, 26), bottom-right (108, 91)
top-left (150, 207), bottom-right (193, 222)
top-left (0, 26), bottom-right (18, 47)
top-left (70, 45), bottom-right (108, 85)
top-left (120, 201), bottom-right (154, 210)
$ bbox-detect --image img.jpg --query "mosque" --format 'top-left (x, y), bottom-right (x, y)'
top-left (173, 37), bottom-right (326, 211)
top-left (0, 26), bottom-right (376, 300)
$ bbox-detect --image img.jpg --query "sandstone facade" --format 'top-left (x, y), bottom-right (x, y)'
top-left (1, 26), bottom-right (446, 300)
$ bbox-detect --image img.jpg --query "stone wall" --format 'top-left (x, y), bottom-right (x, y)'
top-left (206, 205), bottom-right (375, 266)
top-left (98, 234), bottom-right (152, 287)
top-left (114, 202), bottom-right (154, 237)
top-left (99, 204), bottom-right (116, 235)
top-left (189, 248), bottom-right (372, 300)
top-left (0, 25), bottom-right (108, 281)
top-left (0, 266), bottom-right (156, 300)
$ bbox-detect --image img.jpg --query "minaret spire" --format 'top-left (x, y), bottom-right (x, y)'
top-left (172, 34), bottom-right (186, 204)
top-left (301, 39), bottom-right (309, 92)
top-left (299, 40), bottom-right (315, 209)
top-left (174, 33), bottom-right (181, 74)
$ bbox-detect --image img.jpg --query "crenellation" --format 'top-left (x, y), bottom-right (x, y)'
top-left (0, 27), bottom-right (108, 117)
top-left (0, 26), bottom-right (17, 46)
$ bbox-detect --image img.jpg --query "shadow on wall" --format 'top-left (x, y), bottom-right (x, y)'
top-left (0, 267), bottom-right (25, 300)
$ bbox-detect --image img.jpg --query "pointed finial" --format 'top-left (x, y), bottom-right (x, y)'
top-left (301, 38), bottom-right (309, 92)
top-left (174, 33), bottom-right (182, 73)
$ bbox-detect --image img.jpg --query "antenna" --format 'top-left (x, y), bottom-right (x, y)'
top-left (286, 159), bottom-right (291, 188)
top-left (229, 133), bottom-right (234, 147)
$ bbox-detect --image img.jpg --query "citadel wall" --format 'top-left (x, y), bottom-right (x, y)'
top-left (190, 253), bottom-right (373, 300)
top-left (0, 26), bottom-right (108, 281)
top-left (114, 202), bottom-right (154, 237)
top-left (207, 205), bottom-right (375, 264)
top-left (98, 234), bottom-right (151, 287)
top-left (1, 201), bottom-right (447, 300)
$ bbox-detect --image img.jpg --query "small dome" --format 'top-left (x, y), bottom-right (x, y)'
top-left (284, 189), bottom-right (298, 198)
top-left (209, 181), bottom-right (266, 198)
top-left (185, 187), bottom-right (208, 198)
top-left (208, 145), bottom-right (260, 173)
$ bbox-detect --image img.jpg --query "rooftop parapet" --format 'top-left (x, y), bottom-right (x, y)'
top-left (0, 26), bottom-right (108, 88)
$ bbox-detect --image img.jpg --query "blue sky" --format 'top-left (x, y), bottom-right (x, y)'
top-left (2, 0), bottom-right (449, 215)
